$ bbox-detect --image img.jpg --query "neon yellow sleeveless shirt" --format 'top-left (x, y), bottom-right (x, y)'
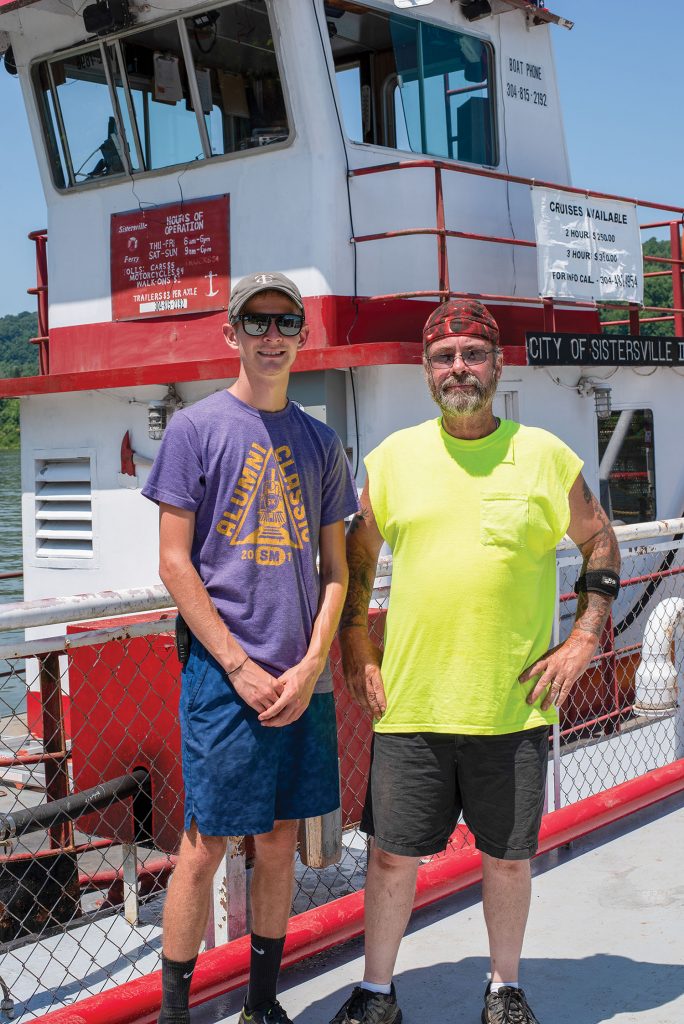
top-left (366, 418), bottom-right (583, 735)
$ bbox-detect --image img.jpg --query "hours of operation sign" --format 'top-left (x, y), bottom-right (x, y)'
top-left (531, 186), bottom-right (643, 305)
top-left (111, 195), bottom-right (230, 321)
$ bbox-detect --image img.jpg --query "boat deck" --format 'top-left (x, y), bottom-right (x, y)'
top-left (3, 791), bottom-right (683, 1022)
top-left (190, 792), bottom-right (684, 1024)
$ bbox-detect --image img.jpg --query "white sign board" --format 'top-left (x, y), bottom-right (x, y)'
top-left (531, 187), bottom-right (643, 304)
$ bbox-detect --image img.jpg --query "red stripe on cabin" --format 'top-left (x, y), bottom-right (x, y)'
top-left (0, 296), bottom-right (599, 397)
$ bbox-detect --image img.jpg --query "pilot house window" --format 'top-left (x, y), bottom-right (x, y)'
top-left (330, 1), bottom-right (497, 165)
top-left (598, 409), bottom-right (656, 525)
top-left (34, 1), bottom-right (289, 189)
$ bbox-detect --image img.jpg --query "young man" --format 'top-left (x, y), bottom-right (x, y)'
top-left (331, 299), bottom-right (620, 1024)
top-left (143, 272), bottom-right (358, 1024)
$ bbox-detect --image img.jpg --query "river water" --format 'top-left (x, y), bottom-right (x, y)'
top-left (0, 449), bottom-right (26, 716)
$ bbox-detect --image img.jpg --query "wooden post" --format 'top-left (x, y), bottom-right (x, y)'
top-left (298, 806), bottom-right (342, 869)
top-left (39, 652), bottom-right (72, 850)
top-left (204, 836), bottom-right (247, 949)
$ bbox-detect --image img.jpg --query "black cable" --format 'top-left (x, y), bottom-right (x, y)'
top-left (194, 23), bottom-right (218, 55)
top-left (348, 366), bottom-right (360, 477)
top-left (311, 0), bottom-right (359, 338)
top-left (613, 525), bottom-right (684, 636)
top-left (312, 0), bottom-right (361, 474)
top-left (495, 21), bottom-right (517, 295)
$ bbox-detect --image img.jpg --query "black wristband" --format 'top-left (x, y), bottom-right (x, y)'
top-left (574, 570), bottom-right (620, 599)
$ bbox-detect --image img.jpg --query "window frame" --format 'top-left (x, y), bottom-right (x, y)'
top-left (31, 0), bottom-right (295, 193)
top-left (597, 404), bottom-right (657, 526)
top-left (328, 0), bottom-right (499, 168)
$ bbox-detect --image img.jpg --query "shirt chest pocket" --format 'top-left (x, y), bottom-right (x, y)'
top-left (480, 494), bottom-right (529, 549)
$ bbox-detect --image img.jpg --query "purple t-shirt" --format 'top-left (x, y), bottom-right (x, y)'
top-left (143, 391), bottom-right (359, 691)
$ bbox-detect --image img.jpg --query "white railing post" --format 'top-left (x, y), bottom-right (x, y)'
top-left (676, 617), bottom-right (684, 760)
top-left (122, 843), bottom-right (140, 926)
top-left (552, 556), bottom-right (562, 810)
top-left (204, 837), bottom-right (248, 950)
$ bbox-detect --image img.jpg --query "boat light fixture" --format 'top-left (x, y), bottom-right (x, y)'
top-left (148, 385), bottom-right (180, 440)
top-left (83, 0), bottom-right (133, 37)
top-left (578, 377), bottom-right (612, 419)
top-left (460, 0), bottom-right (492, 20)
top-left (393, 0), bottom-right (435, 7)
top-left (2, 46), bottom-right (17, 76)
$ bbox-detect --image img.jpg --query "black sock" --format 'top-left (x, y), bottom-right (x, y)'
top-left (245, 933), bottom-right (286, 1011)
top-left (157, 954), bottom-right (197, 1024)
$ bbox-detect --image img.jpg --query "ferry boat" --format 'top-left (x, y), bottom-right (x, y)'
top-left (0, 0), bottom-right (682, 1020)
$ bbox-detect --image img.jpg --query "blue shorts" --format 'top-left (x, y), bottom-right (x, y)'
top-left (179, 641), bottom-right (340, 836)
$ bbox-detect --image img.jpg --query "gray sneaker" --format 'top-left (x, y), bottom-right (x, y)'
top-left (482, 984), bottom-right (540, 1024)
top-left (330, 984), bottom-right (402, 1024)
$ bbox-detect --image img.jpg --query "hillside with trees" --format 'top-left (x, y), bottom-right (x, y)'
top-left (600, 238), bottom-right (674, 336)
top-left (0, 311), bottom-right (38, 449)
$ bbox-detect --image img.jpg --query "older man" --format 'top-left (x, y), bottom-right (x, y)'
top-left (331, 299), bottom-right (620, 1024)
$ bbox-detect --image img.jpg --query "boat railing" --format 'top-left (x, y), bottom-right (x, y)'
top-left (349, 159), bottom-right (684, 337)
top-left (26, 229), bottom-right (49, 375)
top-left (23, 161), bottom-right (684, 384)
top-left (0, 519), bottom-right (682, 1019)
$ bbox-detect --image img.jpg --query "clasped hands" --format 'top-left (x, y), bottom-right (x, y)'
top-left (223, 654), bottom-right (323, 727)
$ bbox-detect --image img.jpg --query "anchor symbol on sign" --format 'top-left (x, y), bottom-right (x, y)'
top-left (205, 271), bottom-right (219, 297)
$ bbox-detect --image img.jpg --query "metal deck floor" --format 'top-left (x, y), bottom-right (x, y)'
top-left (190, 792), bottom-right (684, 1024)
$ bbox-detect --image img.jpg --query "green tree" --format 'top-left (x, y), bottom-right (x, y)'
top-left (0, 311), bottom-right (39, 449)
top-left (600, 238), bottom-right (674, 337)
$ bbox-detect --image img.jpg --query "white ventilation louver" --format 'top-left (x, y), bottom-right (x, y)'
top-left (35, 457), bottom-right (93, 558)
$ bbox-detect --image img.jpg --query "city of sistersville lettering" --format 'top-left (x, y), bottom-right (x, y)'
top-left (215, 442), bottom-right (310, 567)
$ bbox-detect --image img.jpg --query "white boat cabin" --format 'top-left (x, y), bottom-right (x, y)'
top-left (0, 0), bottom-right (680, 604)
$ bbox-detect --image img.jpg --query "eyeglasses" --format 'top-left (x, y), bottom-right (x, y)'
top-left (235, 312), bottom-right (304, 337)
top-left (426, 347), bottom-right (498, 369)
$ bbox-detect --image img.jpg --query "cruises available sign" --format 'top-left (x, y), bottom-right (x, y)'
top-left (111, 195), bottom-right (229, 321)
top-left (526, 332), bottom-right (684, 367)
top-left (531, 187), bottom-right (643, 305)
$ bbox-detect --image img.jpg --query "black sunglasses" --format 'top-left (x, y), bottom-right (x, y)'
top-left (235, 312), bottom-right (304, 337)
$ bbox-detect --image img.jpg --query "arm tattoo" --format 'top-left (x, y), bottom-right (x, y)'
top-left (339, 544), bottom-right (375, 630)
top-left (581, 476), bottom-right (593, 504)
top-left (573, 491), bottom-right (621, 641)
top-left (573, 584), bottom-right (613, 641)
top-left (347, 511), bottom-right (367, 536)
top-left (575, 493), bottom-right (620, 569)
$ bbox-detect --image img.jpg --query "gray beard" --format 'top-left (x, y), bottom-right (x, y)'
top-left (427, 369), bottom-right (498, 415)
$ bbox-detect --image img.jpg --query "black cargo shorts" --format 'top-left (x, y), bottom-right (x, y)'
top-left (361, 727), bottom-right (550, 860)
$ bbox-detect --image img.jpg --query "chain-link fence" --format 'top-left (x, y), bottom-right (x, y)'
top-left (0, 522), bottom-right (683, 1020)
top-left (553, 522), bottom-right (684, 808)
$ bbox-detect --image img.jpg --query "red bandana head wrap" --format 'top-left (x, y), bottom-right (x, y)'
top-left (423, 299), bottom-right (499, 349)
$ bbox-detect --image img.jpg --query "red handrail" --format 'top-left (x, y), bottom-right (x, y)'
top-left (35, 760), bottom-right (684, 1024)
top-left (349, 158), bottom-right (684, 337)
top-left (349, 158), bottom-right (684, 214)
top-left (27, 228), bottom-right (49, 374)
top-left (670, 222), bottom-right (684, 335)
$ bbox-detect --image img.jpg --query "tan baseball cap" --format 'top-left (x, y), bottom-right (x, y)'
top-left (228, 272), bottom-right (304, 321)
